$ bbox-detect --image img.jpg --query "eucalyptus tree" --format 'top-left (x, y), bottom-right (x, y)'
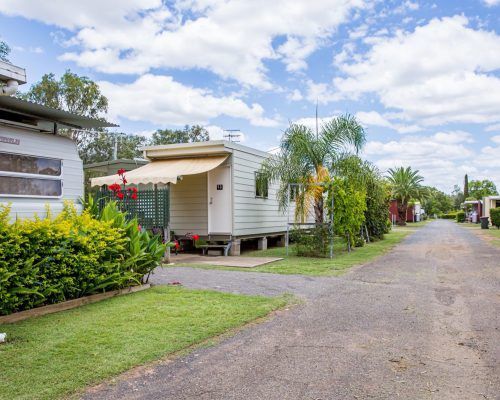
top-left (0, 39), bottom-right (10, 62)
top-left (387, 166), bottom-right (427, 225)
top-left (258, 114), bottom-right (365, 223)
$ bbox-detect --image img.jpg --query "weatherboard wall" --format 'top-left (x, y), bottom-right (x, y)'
top-left (231, 148), bottom-right (289, 237)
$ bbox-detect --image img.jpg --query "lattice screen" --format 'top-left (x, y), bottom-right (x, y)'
top-left (97, 187), bottom-right (170, 230)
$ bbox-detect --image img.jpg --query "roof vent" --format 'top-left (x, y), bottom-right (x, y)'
top-left (0, 60), bottom-right (26, 96)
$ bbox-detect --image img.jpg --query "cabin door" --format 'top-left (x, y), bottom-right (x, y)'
top-left (208, 165), bottom-right (232, 234)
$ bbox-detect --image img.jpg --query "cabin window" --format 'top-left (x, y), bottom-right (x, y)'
top-left (0, 152), bottom-right (63, 197)
top-left (255, 172), bottom-right (268, 199)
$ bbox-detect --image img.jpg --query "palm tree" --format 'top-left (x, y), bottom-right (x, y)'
top-left (258, 114), bottom-right (366, 224)
top-left (387, 166), bottom-right (426, 225)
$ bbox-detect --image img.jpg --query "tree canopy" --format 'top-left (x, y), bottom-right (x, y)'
top-left (19, 70), bottom-right (211, 164)
top-left (0, 39), bottom-right (10, 62)
top-left (20, 70), bottom-right (108, 119)
top-left (387, 166), bottom-right (427, 225)
top-left (151, 125), bottom-right (209, 145)
top-left (258, 114), bottom-right (366, 224)
top-left (422, 187), bottom-right (454, 216)
top-left (79, 132), bottom-right (147, 165)
top-left (467, 179), bottom-right (498, 200)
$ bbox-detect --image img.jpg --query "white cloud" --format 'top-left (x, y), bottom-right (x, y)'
top-left (294, 116), bottom-right (334, 131)
top-left (305, 80), bottom-right (340, 104)
top-left (0, 0), bottom-right (163, 29)
top-left (393, 0), bottom-right (419, 14)
top-left (483, 0), bottom-right (500, 6)
top-left (99, 74), bottom-right (279, 127)
top-left (287, 89), bottom-right (303, 102)
top-left (363, 131), bottom-right (478, 191)
top-left (491, 135), bottom-right (500, 144)
top-left (334, 16), bottom-right (500, 126)
top-left (13, 45), bottom-right (44, 54)
top-left (355, 110), bottom-right (422, 133)
top-left (485, 123), bottom-right (500, 132)
top-left (0, 0), bottom-right (366, 88)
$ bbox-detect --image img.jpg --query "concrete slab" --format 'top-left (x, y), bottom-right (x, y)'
top-left (168, 253), bottom-right (282, 268)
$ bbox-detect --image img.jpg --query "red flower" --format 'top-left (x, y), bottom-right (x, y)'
top-left (192, 234), bottom-right (200, 241)
top-left (109, 183), bottom-right (121, 192)
top-left (174, 240), bottom-right (180, 249)
top-left (116, 192), bottom-right (124, 199)
top-left (117, 168), bottom-right (126, 175)
top-left (121, 178), bottom-right (128, 184)
top-left (130, 193), bottom-right (138, 200)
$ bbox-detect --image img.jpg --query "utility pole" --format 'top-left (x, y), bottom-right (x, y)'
top-left (315, 100), bottom-right (319, 139)
top-left (113, 134), bottom-right (118, 160)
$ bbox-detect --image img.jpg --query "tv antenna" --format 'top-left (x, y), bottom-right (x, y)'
top-left (223, 129), bottom-right (241, 142)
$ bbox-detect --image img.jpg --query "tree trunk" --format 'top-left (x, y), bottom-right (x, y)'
top-left (397, 203), bottom-right (407, 226)
top-left (314, 196), bottom-right (324, 224)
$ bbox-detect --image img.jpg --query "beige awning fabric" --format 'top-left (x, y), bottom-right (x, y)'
top-left (90, 155), bottom-right (228, 187)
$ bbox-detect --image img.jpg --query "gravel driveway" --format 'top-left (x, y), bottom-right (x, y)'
top-left (83, 221), bottom-right (500, 399)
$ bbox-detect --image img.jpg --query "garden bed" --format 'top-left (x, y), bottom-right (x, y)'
top-left (0, 284), bottom-right (150, 324)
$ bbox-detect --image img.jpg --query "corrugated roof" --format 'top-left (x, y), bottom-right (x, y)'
top-left (0, 96), bottom-right (118, 129)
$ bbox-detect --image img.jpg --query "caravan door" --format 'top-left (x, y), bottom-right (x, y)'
top-left (208, 165), bottom-right (232, 234)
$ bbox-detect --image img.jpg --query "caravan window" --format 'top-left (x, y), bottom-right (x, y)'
top-left (0, 176), bottom-right (62, 196)
top-left (0, 152), bottom-right (63, 198)
top-left (0, 153), bottom-right (61, 176)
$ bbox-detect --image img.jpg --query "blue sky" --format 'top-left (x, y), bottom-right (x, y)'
top-left (1, 0), bottom-right (500, 192)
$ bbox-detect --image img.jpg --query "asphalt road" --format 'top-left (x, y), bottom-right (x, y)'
top-left (82, 221), bottom-right (500, 400)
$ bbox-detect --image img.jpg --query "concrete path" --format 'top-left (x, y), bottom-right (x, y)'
top-left (168, 253), bottom-right (284, 268)
top-left (83, 221), bottom-right (500, 399)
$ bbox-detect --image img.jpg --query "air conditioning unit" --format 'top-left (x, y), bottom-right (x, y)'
top-left (0, 60), bottom-right (26, 96)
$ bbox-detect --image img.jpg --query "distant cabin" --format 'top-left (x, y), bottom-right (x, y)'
top-left (0, 95), bottom-right (115, 220)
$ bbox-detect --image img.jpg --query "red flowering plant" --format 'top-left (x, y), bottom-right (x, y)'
top-left (108, 169), bottom-right (138, 202)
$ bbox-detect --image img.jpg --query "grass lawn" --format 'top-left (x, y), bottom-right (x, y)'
top-left (172, 226), bottom-right (420, 276)
top-left (459, 223), bottom-right (500, 247)
top-left (0, 286), bottom-right (287, 400)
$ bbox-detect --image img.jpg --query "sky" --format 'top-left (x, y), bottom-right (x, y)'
top-left (1, 0), bottom-right (499, 193)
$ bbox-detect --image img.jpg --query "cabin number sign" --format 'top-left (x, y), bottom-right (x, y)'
top-left (217, 184), bottom-right (223, 190)
top-left (0, 136), bottom-right (20, 145)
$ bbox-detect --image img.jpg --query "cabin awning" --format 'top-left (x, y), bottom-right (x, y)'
top-left (90, 155), bottom-right (228, 187)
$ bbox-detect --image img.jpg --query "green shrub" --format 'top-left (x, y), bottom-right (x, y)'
top-left (440, 212), bottom-right (457, 219)
top-left (354, 235), bottom-right (365, 248)
top-left (490, 208), bottom-right (500, 229)
top-left (0, 202), bottom-right (166, 316)
top-left (456, 211), bottom-right (466, 223)
top-left (290, 225), bottom-right (330, 257)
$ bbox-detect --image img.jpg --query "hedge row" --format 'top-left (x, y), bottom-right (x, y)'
top-left (0, 202), bottom-right (166, 316)
top-left (491, 208), bottom-right (500, 228)
top-left (456, 211), bottom-right (466, 223)
top-left (440, 213), bottom-right (457, 219)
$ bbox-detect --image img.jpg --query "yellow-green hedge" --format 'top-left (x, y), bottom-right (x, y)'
top-left (0, 202), bottom-right (165, 315)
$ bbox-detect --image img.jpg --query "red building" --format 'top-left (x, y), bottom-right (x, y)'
top-left (389, 199), bottom-right (415, 224)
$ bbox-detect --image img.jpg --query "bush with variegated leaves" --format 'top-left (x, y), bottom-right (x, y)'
top-left (0, 201), bottom-right (166, 315)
